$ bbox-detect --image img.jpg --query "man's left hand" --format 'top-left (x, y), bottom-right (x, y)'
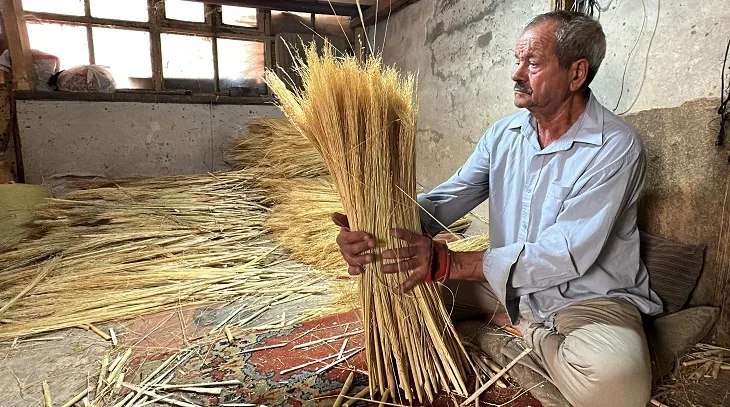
top-left (381, 228), bottom-right (435, 294)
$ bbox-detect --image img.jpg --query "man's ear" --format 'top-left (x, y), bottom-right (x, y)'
top-left (569, 58), bottom-right (589, 91)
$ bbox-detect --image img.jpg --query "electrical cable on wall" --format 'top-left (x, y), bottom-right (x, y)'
top-left (554, 0), bottom-right (660, 116)
top-left (615, 0), bottom-right (660, 116)
top-left (612, 0), bottom-right (647, 112)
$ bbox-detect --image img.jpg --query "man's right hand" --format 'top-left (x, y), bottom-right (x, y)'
top-left (332, 212), bottom-right (376, 276)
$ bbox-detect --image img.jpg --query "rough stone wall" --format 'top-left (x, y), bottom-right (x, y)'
top-left (372, 0), bottom-right (730, 342)
top-left (625, 98), bottom-right (730, 344)
top-left (17, 100), bottom-right (282, 183)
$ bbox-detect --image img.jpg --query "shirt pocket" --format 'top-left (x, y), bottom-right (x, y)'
top-left (540, 182), bottom-right (572, 228)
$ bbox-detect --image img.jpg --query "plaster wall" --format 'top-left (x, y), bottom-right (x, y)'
top-left (17, 100), bottom-right (282, 184)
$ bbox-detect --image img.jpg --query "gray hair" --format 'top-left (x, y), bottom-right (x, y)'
top-left (524, 10), bottom-right (606, 88)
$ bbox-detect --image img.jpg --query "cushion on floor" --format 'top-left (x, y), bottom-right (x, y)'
top-left (640, 232), bottom-right (705, 314)
top-left (645, 306), bottom-right (720, 382)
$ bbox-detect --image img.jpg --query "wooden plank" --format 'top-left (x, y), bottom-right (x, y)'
top-left (1, 0), bottom-right (37, 90)
top-left (14, 90), bottom-right (275, 105)
top-left (24, 11), bottom-right (151, 30)
top-left (84, 0), bottom-right (95, 64)
top-left (148, 0), bottom-right (163, 91)
top-left (192, 0), bottom-right (365, 17)
top-left (257, 8), bottom-right (267, 34)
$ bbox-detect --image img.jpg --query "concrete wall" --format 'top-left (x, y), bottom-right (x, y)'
top-left (17, 100), bottom-right (282, 184)
top-left (372, 0), bottom-right (730, 342)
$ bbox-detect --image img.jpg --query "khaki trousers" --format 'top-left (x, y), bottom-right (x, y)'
top-left (444, 280), bottom-right (652, 407)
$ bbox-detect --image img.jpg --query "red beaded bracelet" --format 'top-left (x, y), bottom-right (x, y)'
top-left (424, 239), bottom-right (451, 283)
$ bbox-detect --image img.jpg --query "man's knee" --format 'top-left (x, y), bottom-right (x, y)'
top-left (558, 338), bottom-right (651, 406)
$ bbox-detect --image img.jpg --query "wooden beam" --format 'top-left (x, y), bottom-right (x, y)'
top-left (148, 0), bottom-right (163, 91)
top-left (1, 0), bottom-right (36, 90)
top-left (8, 90), bottom-right (24, 182)
top-left (84, 0), bottom-right (96, 65)
top-left (190, 0), bottom-right (364, 17)
top-left (24, 11), bottom-right (272, 41)
top-left (14, 89), bottom-right (275, 105)
top-left (350, 0), bottom-right (414, 28)
top-left (24, 11), bottom-right (151, 30)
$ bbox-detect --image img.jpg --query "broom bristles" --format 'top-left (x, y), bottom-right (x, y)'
top-left (226, 117), bottom-right (328, 178)
top-left (265, 42), bottom-right (470, 402)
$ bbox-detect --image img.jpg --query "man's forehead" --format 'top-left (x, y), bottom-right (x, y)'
top-left (514, 27), bottom-right (555, 56)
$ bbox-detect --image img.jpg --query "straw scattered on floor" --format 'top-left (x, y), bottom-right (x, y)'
top-left (652, 343), bottom-right (730, 407)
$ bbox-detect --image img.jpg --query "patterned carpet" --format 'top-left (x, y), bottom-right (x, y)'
top-left (124, 309), bottom-right (541, 406)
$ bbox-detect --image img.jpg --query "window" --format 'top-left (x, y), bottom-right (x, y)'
top-left (90, 0), bottom-right (148, 22)
top-left (22, 0), bottom-right (272, 94)
top-left (222, 6), bottom-right (257, 28)
top-left (217, 39), bottom-right (265, 92)
top-left (164, 0), bottom-right (205, 23)
top-left (93, 28), bottom-right (152, 88)
top-left (161, 33), bottom-right (214, 91)
top-left (26, 23), bottom-right (89, 69)
top-left (22, 0), bottom-right (84, 16)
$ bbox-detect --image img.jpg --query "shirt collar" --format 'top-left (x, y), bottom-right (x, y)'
top-left (506, 90), bottom-right (605, 149)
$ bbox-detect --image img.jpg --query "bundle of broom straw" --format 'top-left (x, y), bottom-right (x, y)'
top-left (226, 117), bottom-right (328, 178)
top-left (264, 176), bottom-right (477, 273)
top-left (265, 44), bottom-right (470, 402)
top-left (263, 177), bottom-right (344, 273)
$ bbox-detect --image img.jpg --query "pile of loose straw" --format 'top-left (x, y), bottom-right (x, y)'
top-left (0, 171), bottom-right (334, 339)
top-left (226, 117), bottom-right (328, 178)
top-left (266, 44), bottom-right (470, 402)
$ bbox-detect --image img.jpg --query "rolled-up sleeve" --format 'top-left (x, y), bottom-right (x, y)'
top-left (418, 129), bottom-right (492, 235)
top-left (483, 146), bottom-right (646, 322)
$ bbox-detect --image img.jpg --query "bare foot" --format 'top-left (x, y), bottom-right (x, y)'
top-left (489, 312), bottom-right (512, 327)
top-left (489, 312), bottom-right (529, 337)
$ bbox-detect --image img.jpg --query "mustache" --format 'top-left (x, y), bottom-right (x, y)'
top-left (514, 82), bottom-right (533, 94)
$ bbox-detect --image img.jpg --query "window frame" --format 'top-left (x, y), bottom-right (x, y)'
top-left (22, 0), bottom-right (273, 95)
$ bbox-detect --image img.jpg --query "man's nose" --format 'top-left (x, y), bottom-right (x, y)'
top-left (511, 61), bottom-right (527, 83)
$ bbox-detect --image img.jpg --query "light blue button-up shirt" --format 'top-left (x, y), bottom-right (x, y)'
top-left (418, 92), bottom-right (663, 325)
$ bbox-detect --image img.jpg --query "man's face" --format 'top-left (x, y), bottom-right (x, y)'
top-left (511, 22), bottom-right (572, 111)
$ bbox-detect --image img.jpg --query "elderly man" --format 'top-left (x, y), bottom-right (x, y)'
top-left (333, 10), bottom-right (662, 407)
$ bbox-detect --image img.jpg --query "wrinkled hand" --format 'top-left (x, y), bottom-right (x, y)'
top-left (381, 228), bottom-right (433, 293)
top-left (332, 212), bottom-right (433, 294)
top-left (332, 212), bottom-right (376, 276)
